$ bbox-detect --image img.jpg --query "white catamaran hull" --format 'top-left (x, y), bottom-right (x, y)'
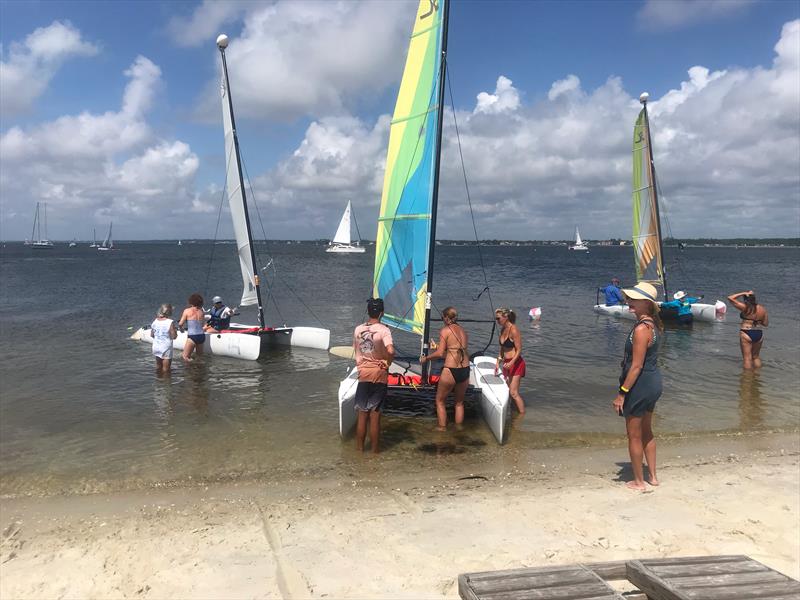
top-left (337, 356), bottom-right (509, 444)
top-left (593, 302), bottom-right (723, 323)
top-left (132, 323), bottom-right (329, 360)
top-left (325, 244), bottom-right (366, 253)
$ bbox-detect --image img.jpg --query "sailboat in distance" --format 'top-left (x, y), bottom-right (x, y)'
top-left (30, 202), bottom-right (54, 249)
top-left (89, 228), bottom-right (98, 248)
top-left (336, 0), bottom-right (508, 443)
top-left (568, 226), bottom-right (589, 251)
top-left (593, 92), bottom-right (724, 323)
top-left (131, 33), bottom-right (330, 360)
top-left (97, 222), bottom-right (113, 251)
top-left (326, 200), bottom-right (365, 253)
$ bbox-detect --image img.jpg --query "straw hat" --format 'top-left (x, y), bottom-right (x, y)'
top-left (622, 282), bottom-right (658, 304)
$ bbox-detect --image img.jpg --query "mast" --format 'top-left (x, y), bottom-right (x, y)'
top-left (31, 203), bottom-right (39, 242)
top-left (43, 202), bottom-right (48, 241)
top-left (421, 0), bottom-right (450, 383)
top-left (640, 93), bottom-right (668, 300)
top-left (217, 34), bottom-right (265, 329)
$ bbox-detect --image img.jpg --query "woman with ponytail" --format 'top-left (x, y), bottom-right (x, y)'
top-left (613, 282), bottom-right (663, 491)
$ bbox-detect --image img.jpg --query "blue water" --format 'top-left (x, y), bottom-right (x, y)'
top-left (1, 241), bottom-right (798, 496)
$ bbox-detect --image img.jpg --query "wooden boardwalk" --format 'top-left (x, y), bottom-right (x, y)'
top-left (459, 556), bottom-right (800, 599)
top-left (627, 555), bottom-right (800, 600)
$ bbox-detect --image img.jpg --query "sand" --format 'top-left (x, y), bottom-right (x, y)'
top-left (1, 432), bottom-right (798, 599)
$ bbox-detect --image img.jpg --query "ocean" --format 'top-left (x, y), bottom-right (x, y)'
top-left (1, 241), bottom-right (798, 496)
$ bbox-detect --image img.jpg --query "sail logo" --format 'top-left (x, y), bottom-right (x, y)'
top-left (421, 0), bottom-right (438, 20)
top-left (220, 79), bottom-right (226, 98)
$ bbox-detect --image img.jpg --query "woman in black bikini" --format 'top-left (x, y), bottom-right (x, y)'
top-left (420, 307), bottom-right (470, 431)
top-left (495, 308), bottom-right (525, 414)
top-left (727, 290), bottom-right (769, 369)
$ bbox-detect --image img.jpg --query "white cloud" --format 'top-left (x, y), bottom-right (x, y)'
top-left (548, 75), bottom-right (581, 101)
top-left (637, 0), bottom-right (756, 30)
top-left (190, 0), bottom-right (413, 121)
top-left (167, 0), bottom-right (250, 48)
top-left (0, 56), bottom-right (202, 239)
top-left (475, 76), bottom-right (521, 114)
top-left (252, 20), bottom-right (799, 241)
top-left (0, 21), bottom-right (98, 116)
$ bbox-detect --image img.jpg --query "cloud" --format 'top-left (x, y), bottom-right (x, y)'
top-left (637, 0), bottom-right (756, 30)
top-left (251, 19), bottom-right (799, 241)
top-left (167, 1), bottom-right (250, 48)
top-left (475, 76), bottom-right (521, 114)
top-left (0, 21), bottom-right (98, 116)
top-left (0, 56), bottom-right (202, 239)
top-left (189, 0), bottom-right (412, 122)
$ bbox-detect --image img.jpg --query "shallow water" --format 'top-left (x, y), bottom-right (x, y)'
top-left (1, 242), bottom-right (798, 496)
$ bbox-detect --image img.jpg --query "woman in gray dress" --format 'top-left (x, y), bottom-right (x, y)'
top-left (613, 282), bottom-right (663, 491)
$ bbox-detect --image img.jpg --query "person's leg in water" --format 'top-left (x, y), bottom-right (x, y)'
top-left (453, 378), bottom-right (469, 425)
top-left (642, 411), bottom-right (658, 485)
top-left (739, 332), bottom-right (754, 370)
top-left (368, 409), bottom-right (381, 454)
top-left (509, 374), bottom-right (525, 414)
top-left (183, 338), bottom-right (196, 361)
top-left (625, 414), bottom-right (646, 490)
top-left (751, 337), bottom-right (764, 369)
top-left (434, 369), bottom-right (456, 431)
top-left (355, 409), bottom-right (369, 452)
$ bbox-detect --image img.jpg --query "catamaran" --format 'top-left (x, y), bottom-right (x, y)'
top-left (336, 0), bottom-right (509, 443)
top-left (131, 33), bottom-right (330, 360)
top-left (326, 201), bottom-right (365, 253)
top-left (97, 222), bottom-right (113, 251)
top-left (29, 202), bottom-right (54, 249)
top-left (593, 93), bottom-right (724, 323)
top-left (569, 226), bottom-right (589, 251)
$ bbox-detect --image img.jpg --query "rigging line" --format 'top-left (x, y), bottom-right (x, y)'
top-left (350, 203), bottom-right (363, 243)
top-left (445, 62), bottom-right (497, 355)
top-left (205, 147), bottom-right (234, 299)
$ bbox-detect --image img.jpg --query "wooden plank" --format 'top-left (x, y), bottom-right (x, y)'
top-left (669, 570), bottom-right (794, 588)
top-left (468, 570), bottom-right (598, 594)
top-left (580, 561), bottom-right (628, 581)
top-left (645, 560), bottom-right (768, 578)
top-left (633, 555), bottom-right (747, 567)
top-left (681, 580), bottom-right (800, 599)
top-left (627, 560), bottom-right (688, 600)
top-left (459, 565), bottom-right (625, 600)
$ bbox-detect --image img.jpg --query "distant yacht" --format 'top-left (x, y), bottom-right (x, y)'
top-left (177, 240), bottom-right (182, 246)
top-left (69, 239), bottom-right (77, 247)
top-left (326, 200), bottom-right (366, 253)
top-left (568, 226), bottom-right (589, 252)
top-left (30, 202), bottom-right (54, 249)
top-left (98, 222), bottom-right (114, 251)
top-left (89, 228), bottom-right (98, 248)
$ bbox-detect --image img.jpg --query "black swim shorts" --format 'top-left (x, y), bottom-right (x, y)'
top-left (354, 381), bottom-right (387, 412)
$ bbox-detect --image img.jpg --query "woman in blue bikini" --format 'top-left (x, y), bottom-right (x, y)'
top-left (727, 290), bottom-right (768, 369)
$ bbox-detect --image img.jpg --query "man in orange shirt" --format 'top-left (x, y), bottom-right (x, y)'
top-left (352, 298), bottom-right (395, 453)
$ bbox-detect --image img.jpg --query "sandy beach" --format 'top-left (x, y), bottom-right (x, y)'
top-left (1, 431), bottom-right (798, 599)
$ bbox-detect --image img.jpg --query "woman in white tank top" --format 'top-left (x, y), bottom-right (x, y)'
top-left (151, 303), bottom-right (177, 374)
top-left (179, 293), bottom-right (206, 361)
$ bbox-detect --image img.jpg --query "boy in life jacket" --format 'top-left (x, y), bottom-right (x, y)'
top-left (204, 296), bottom-right (233, 332)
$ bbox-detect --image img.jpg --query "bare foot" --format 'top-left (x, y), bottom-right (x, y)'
top-left (435, 425), bottom-right (446, 432)
top-left (625, 481), bottom-right (647, 491)
top-left (647, 478), bottom-right (660, 486)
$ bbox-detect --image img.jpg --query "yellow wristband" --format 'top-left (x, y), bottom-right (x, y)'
top-left (620, 386), bottom-right (630, 393)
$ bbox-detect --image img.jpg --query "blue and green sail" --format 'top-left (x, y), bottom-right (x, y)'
top-left (372, 0), bottom-right (445, 335)
top-left (632, 108), bottom-right (664, 288)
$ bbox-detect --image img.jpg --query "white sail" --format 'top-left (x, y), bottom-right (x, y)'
top-left (575, 227), bottom-right (583, 246)
top-left (220, 70), bottom-right (258, 306)
top-left (331, 201), bottom-right (352, 245)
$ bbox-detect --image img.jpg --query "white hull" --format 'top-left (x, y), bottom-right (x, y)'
top-left (569, 245), bottom-right (588, 251)
top-left (593, 302), bottom-right (724, 323)
top-left (337, 355), bottom-right (509, 444)
top-left (132, 323), bottom-right (330, 361)
top-left (326, 244), bottom-right (366, 253)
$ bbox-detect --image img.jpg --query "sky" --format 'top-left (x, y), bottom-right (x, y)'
top-left (1, 0), bottom-right (798, 241)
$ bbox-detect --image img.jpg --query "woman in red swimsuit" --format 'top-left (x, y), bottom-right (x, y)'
top-left (727, 290), bottom-right (769, 369)
top-left (494, 308), bottom-right (525, 414)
